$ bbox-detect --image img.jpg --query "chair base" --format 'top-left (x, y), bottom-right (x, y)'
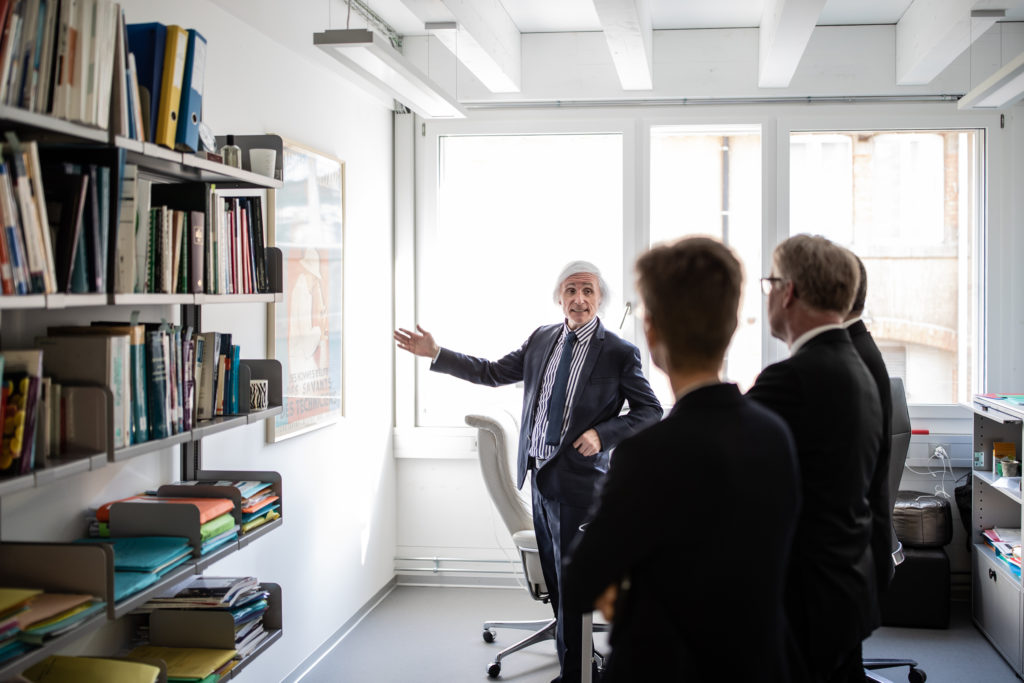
top-left (864, 657), bottom-right (927, 683)
top-left (484, 618), bottom-right (557, 678)
top-left (482, 617), bottom-right (610, 679)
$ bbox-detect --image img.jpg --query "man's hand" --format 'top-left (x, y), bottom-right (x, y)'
top-left (394, 325), bottom-right (440, 359)
top-left (594, 583), bottom-right (618, 622)
top-left (573, 428), bottom-right (602, 456)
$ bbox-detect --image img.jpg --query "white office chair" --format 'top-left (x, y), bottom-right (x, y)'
top-left (466, 410), bottom-right (606, 679)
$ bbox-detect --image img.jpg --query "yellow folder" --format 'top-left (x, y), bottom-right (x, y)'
top-left (154, 25), bottom-right (189, 148)
top-left (127, 645), bottom-right (236, 679)
top-left (0, 587), bottom-right (42, 616)
top-left (21, 655), bottom-right (160, 683)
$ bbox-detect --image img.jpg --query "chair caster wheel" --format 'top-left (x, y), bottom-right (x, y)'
top-left (487, 661), bottom-right (501, 678)
top-left (482, 628), bottom-right (496, 643)
top-left (908, 668), bottom-right (926, 683)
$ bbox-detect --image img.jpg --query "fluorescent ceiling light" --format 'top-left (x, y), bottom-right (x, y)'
top-left (959, 51), bottom-right (1024, 110)
top-left (314, 28), bottom-right (467, 119)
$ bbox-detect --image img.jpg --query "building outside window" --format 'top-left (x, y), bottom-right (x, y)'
top-left (790, 129), bottom-right (980, 405)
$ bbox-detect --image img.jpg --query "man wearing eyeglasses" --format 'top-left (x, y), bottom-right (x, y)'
top-left (749, 234), bottom-right (885, 683)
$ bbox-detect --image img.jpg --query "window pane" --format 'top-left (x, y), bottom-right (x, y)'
top-left (649, 126), bottom-right (762, 403)
top-left (790, 130), bottom-right (980, 405)
top-left (418, 134), bottom-right (623, 426)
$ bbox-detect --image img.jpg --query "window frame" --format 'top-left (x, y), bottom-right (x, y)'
top-left (398, 103), bottom-right (1005, 437)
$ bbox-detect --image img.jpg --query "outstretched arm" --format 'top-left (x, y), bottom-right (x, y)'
top-left (394, 325), bottom-right (440, 359)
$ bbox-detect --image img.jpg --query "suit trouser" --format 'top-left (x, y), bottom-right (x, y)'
top-left (532, 477), bottom-right (594, 683)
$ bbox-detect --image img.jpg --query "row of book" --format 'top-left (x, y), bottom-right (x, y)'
top-left (0, 588), bottom-right (106, 665)
top-left (983, 527), bottom-right (1022, 577)
top-left (0, 324), bottom-right (254, 477)
top-left (0, 145), bottom-right (274, 296)
top-left (0, 0), bottom-right (209, 154)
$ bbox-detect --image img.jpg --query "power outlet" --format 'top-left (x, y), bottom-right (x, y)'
top-left (929, 443), bottom-right (952, 461)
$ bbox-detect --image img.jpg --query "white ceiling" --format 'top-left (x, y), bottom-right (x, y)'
top-left (324, 0), bottom-right (1024, 110)
top-left (374, 0), bottom-right (1024, 35)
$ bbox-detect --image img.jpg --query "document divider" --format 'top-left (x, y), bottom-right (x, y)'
top-left (108, 502), bottom-right (204, 553)
top-left (36, 385), bottom-right (112, 482)
top-left (0, 542), bottom-right (114, 609)
top-left (148, 582), bottom-right (282, 650)
top-left (238, 360), bottom-right (282, 416)
top-left (157, 470), bottom-right (283, 530)
top-left (0, 542), bottom-right (115, 679)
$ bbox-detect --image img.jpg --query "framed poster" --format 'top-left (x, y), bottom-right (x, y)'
top-left (266, 139), bottom-right (345, 442)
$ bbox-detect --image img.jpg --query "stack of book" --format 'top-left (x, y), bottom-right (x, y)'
top-left (138, 575), bottom-right (272, 660)
top-left (21, 655), bottom-right (160, 682)
top-left (76, 535), bottom-right (192, 602)
top-left (983, 527), bottom-right (1022, 577)
top-left (0, 588), bottom-right (106, 662)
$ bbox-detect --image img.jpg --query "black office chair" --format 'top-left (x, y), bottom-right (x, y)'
top-left (863, 377), bottom-right (927, 683)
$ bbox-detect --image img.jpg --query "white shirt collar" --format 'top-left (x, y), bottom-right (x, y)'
top-left (564, 316), bottom-right (599, 343)
top-left (841, 316), bottom-right (861, 329)
top-left (789, 323), bottom-right (844, 355)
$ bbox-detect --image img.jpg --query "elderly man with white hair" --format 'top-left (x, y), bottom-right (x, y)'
top-left (395, 261), bottom-right (661, 683)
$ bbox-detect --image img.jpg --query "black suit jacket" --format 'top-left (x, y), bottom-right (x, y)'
top-left (563, 384), bottom-right (801, 682)
top-left (432, 319), bottom-right (662, 508)
top-left (747, 328), bottom-right (884, 680)
top-left (848, 319), bottom-right (895, 599)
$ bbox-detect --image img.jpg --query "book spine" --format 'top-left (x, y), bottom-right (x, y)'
top-left (146, 329), bottom-right (168, 439)
top-left (130, 330), bottom-right (148, 443)
top-left (110, 334), bottom-right (126, 448)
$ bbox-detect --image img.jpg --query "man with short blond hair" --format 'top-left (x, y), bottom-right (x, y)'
top-left (565, 237), bottom-right (801, 682)
top-left (749, 234), bottom-right (884, 683)
top-left (394, 261), bottom-right (660, 683)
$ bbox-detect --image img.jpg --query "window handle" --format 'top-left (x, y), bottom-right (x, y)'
top-left (619, 302), bottom-right (632, 330)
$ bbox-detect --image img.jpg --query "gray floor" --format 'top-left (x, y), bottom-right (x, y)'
top-left (298, 585), bottom-right (1019, 683)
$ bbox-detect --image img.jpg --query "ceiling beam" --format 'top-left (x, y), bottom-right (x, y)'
top-left (897, 0), bottom-right (1006, 85)
top-left (592, 0), bottom-right (653, 90)
top-left (415, 0), bottom-right (521, 93)
top-left (758, 0), bottom-right (827, 88)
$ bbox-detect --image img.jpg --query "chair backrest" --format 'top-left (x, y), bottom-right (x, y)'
top-left (466, 410), bottom-right (532, 536)
top-left (889, 377), bottom-right (911, 502)
top-left (888, 376), bottom-right (911, 566)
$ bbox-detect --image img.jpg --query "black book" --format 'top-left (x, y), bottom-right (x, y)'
top-left (42, 164), bottom-right (88, 293)
top-left (249, 196), bottom-right (268, 293)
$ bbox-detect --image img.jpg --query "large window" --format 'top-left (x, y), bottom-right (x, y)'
top-left (790, 129), bottom-right (981, 405)
top-left (417, 133), bottom-right (624, 426)
top-left (649, 125), bottom-right (762, 401)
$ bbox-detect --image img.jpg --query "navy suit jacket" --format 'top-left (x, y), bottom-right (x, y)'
top-left (747, 328), bottom-right (884, 680)
top-left (432, 318), bottom-right (662, 508)
top-left (563, 383), bottom-right (801, 683)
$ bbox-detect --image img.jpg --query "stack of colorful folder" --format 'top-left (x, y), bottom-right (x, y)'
top-left (0, 588), bottom-right (107, 662)
top-left (76, 536), bottom-right (192, 602)
top-left (0, 588), bottom-right (39, 663)
top-left (127, 644), bottom-right (236, 682)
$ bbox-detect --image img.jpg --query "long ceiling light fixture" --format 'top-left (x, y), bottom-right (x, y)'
top-left (959, 50), bottom-right (1024, 109)
top-left (314, 28), bottom-right (467, 119)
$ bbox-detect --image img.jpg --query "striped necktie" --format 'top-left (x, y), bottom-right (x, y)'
top-left (545, 330), bottom-right (577, 446)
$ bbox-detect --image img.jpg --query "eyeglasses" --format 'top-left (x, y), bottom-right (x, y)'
top-left (760, 277), bottom-right (784, 296)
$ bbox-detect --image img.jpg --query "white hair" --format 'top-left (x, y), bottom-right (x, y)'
top-left (552, 261), bottom-right (609, 312)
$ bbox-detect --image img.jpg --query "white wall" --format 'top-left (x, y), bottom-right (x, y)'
top-left (0, 1), bottom-right (397, 680)
top-left (395, 23), bottom-right (1024, 583)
